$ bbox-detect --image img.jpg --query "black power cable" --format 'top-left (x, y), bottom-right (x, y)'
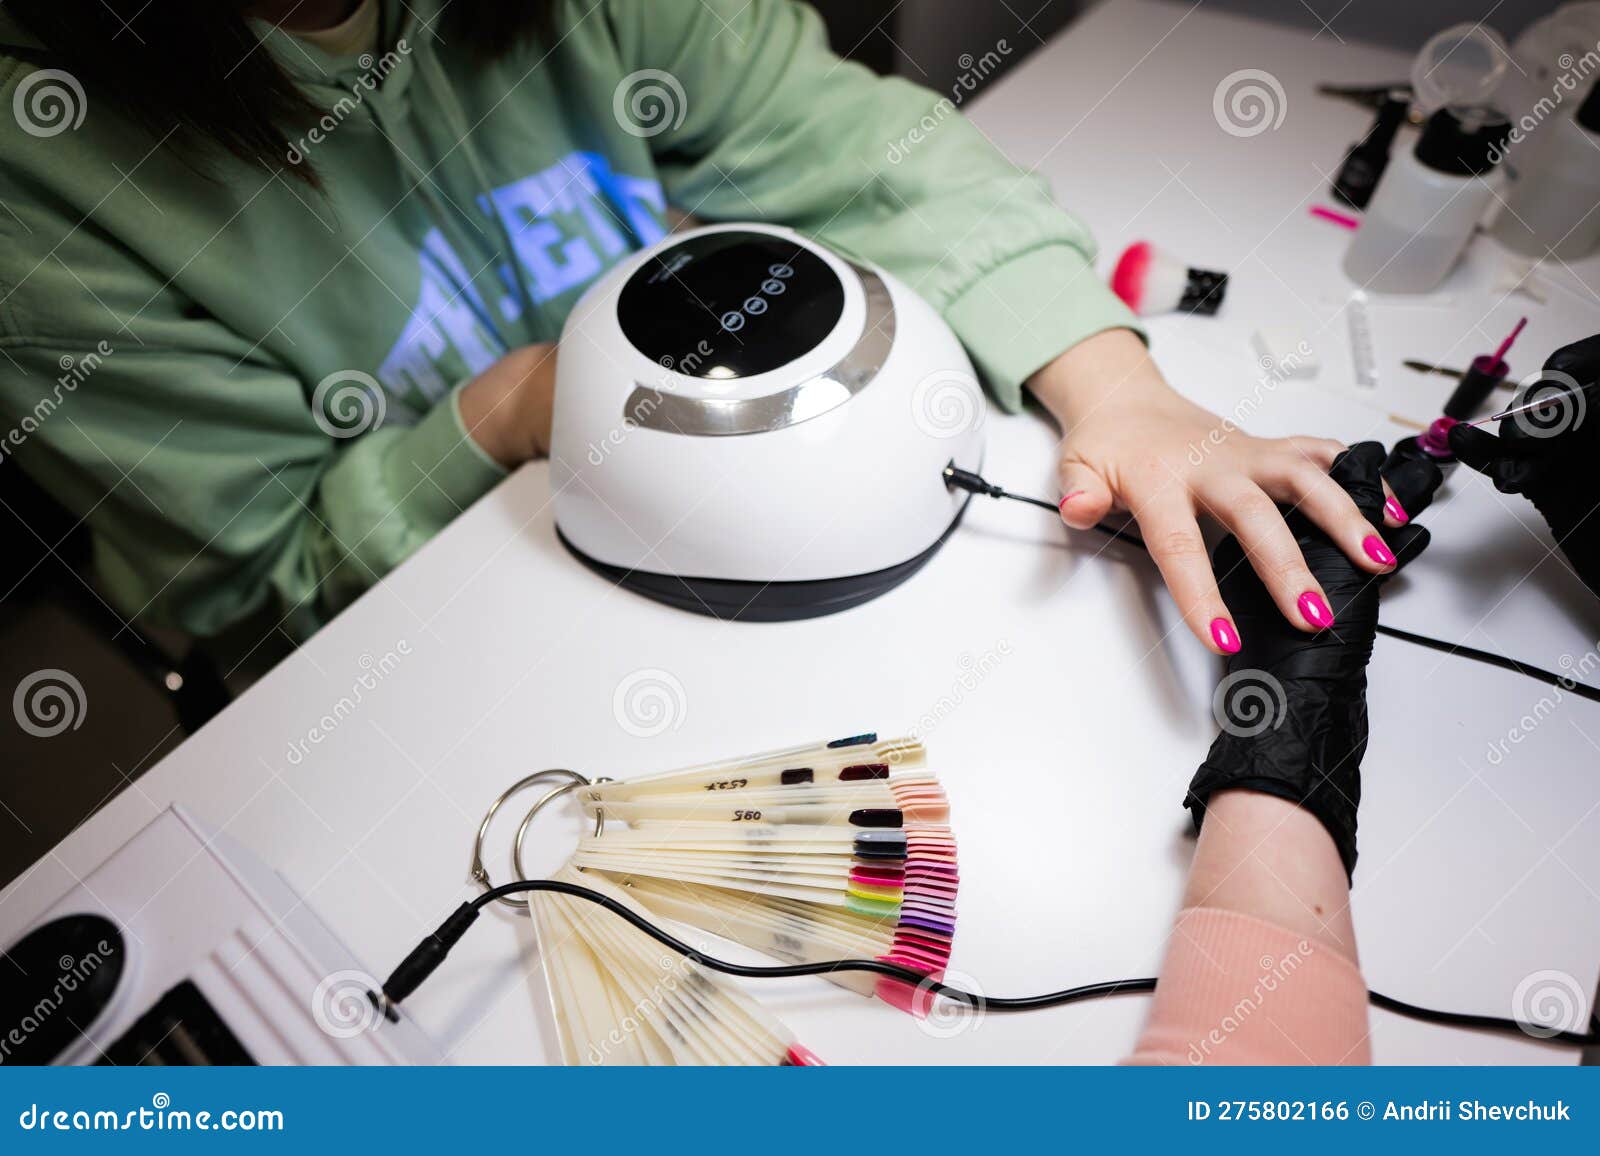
top-left (942, 466), bottom-right (1600, 705)
top-left (381, 878), bottom-right (1600, 1048)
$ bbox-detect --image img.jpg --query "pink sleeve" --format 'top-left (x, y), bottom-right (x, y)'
top-left (1122, 907), bottom-right (1371, 1065)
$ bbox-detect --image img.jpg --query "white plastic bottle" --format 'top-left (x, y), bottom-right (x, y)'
top-left (1343, 106), bottom-right (1511, 293)
top-left (1492, 79), bottom-right (1600, 260)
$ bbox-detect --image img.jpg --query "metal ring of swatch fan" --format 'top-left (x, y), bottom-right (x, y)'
top-left (470, 768), bottom-right (594, 910)
top-left (512, 774), bottom-right (614, 884)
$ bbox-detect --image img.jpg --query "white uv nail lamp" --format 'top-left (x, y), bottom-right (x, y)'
top-left (550, 223), bottom-right (986, 621)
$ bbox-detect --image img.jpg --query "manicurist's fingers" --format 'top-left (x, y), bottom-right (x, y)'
top-left (1384, 522), bottom-right (1433, 572)
top-left (1380, 451), bottom-right (1444, 523)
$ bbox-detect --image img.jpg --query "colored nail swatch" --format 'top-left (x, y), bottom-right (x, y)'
top-left (528, 733), bottom-right (958, 1063)
top-left (1384, 497), bottom-right (1409, 524)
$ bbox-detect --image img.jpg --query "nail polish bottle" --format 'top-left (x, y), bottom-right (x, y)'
top-left (1332, 92), bottom-right (1409, 210)
top-left (1386, 419), bottom-right (1459, 484)
top-left (1442, 354), bottom-right (1507, 420)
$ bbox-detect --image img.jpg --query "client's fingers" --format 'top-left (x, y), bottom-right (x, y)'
top-left (1204, 481), bottom-right (1334, 632)
top-left (1267, 463), bottom-right (1395, 574)
top-left (1057, 460), bottom-right (1115, 530)
top-left (1284, 436), bottom-right (1348, 471)
top-left (1135, 495), bottom-right (1241, 654)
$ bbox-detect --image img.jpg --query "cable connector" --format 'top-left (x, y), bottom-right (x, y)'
top-left (381, 902), bottom-right (480, 1009)
top-left (942, 463), bottom-right (1060, 514)
top-left (942, 464), bottom-right (1004, 499)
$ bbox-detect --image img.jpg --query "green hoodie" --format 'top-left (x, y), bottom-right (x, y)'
top-left (0, 0), bottom-right (1137, 647)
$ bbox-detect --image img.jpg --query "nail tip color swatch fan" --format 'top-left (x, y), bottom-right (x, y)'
top-left (525, 733), bottom-right (959, 1065)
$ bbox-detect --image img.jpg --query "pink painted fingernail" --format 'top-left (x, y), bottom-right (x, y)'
top-left (1363, 534), bottom-right (1396, 567)
top-left (1209, 617), bottom-right (1241, 654)
top-left (1298, 591), bottom-right (1334, 629)
top-left (1384, 497), bottom-right (1409, 524)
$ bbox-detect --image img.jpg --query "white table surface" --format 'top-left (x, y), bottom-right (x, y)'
top-left (5, 0), bottom-right (1600, 1065)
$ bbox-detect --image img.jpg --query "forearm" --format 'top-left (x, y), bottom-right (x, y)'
top-left (293, 388), bottom-right (510, 625)
top-left (1185, 789), bottom-right (1357, 962)
top-left (1026, 327), bottom-right (1165, 425)
top-left (1123, 791), bottom-right (1369, 1066)
top-left (173, 361), bottom-right (539, 639)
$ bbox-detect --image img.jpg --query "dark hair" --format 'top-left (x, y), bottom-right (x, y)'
top-left (3, 1), bottom-right (543, 186)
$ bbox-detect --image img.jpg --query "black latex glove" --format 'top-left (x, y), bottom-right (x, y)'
top-left (1447, 334), bottom-right (1600, 597)
top-left (1381, 438), bottom-right (1448, 519)
top-left (1185, 442), bottom-right (1432, 879)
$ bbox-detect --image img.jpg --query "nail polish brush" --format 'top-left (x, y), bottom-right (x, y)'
top-left (1464, 379), bottom-right (1596, 427)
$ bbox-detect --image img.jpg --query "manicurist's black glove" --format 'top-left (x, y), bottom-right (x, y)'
top-left (1448, 334), bottom-right (1600, 597)
top-left (1185, 442), bottom-right (1432, 879)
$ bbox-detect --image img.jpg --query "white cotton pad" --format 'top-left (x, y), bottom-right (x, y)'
top-left (1251, 326), bottom-right (1319, 380)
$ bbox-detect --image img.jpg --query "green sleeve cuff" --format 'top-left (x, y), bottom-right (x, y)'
top-left (381, 381), bottom-right (507, 532)
top-left (942, 244), bottom-right (1146, 413)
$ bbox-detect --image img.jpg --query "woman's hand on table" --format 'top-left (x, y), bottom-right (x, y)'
top-left (1028, 329), bottom-right (1409, 654)
top-left (458, 342), bottom-right (559, 468)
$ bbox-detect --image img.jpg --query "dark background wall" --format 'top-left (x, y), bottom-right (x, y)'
top-left (1174, 0), bottom-right (1563, 51)
top-left (815, 0), bottom-right (1081, 95)
top-left (818, 0), bottom-right (1567, 85)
